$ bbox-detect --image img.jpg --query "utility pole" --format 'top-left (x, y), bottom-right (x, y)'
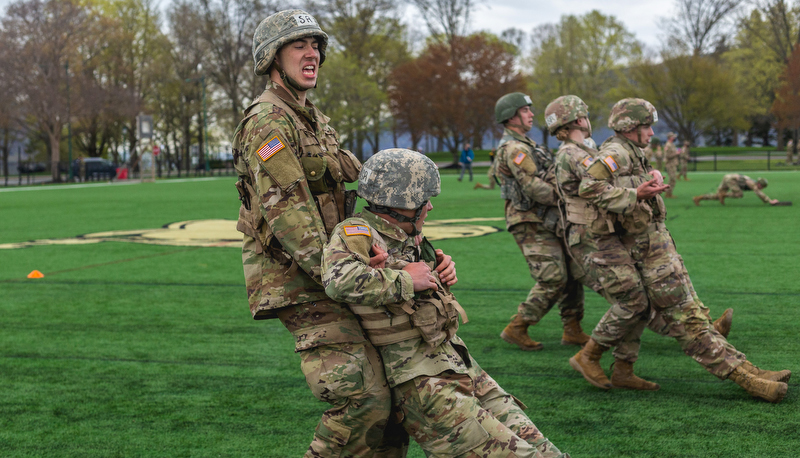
top-left (66, 60), bottom-right (73, 182)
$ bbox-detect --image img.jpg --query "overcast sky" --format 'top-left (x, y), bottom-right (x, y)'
top-left (410, 0), bottom-right (678, 50)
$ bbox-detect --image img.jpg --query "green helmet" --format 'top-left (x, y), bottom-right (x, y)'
top-left (495, 92), bottom-right (533, 124)
top-left (252, 10), bottom-right (328, 76)
top-left (544, 95), bottom-right (589, 134)
top-left (608, 98), bottom-right (658, 132)
top-left (358, 148), bottom-right (440, 210)
top-left (757, 177), bottom-right (768, 187)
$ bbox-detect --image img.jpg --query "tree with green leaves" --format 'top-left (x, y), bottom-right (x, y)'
top-left (772, 43), bottom-right (800, 160)
top-left (525, 10), bottom-right (641, 147)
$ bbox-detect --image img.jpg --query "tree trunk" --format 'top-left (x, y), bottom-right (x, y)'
top-left (49, 130), bottom-right (61, 182)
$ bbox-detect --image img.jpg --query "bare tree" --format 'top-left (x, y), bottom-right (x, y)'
top-left (739, 0), bottom-right (800, 64)
top-left (664, 0), bottom-right (743, 55)
top-left (1, 0), bottom-right (92, 182)
top-left (198, 0), bottom-right (273, 132)
top-left (407, 0), bottom-right (476, 45)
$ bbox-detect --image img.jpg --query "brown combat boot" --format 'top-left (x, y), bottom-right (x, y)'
top-left (712, 308), bottom-right (733, 338)
top-left (569, 339), bottom-right (612, 389)
top-left (561, 318), bottom-right (590, 346)
top-left (610, 359), bottom-right (660, 391)
top-left (500, 314), bottom-right (543, 351)
top-left (718, 192), bottom-right (725, 205)
top-left (728, 365), bottom-right (788, 403)
top-left (693, 195), bottom-right (702, 206)
top-left (741, 360), bottom-right (791, 383)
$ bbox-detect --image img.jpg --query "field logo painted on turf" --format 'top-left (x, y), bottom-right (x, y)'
top-left (0, 218), bottom-right (503, 249)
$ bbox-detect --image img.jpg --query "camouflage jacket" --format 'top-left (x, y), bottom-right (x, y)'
top-left (495, 128), bottom-right (559, 230)
top-left (322, 210), bottom-right (470, 387)
top-left (664, 141), bottom-right (679, 165)
top-left (555, 138), bottom-right (637, 236)
top-left (232, 81), bottom-right (364, 350)
top-left (723, 174), bottom-right (772, 203)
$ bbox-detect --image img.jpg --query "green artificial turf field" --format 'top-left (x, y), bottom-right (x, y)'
top-left (1, 170), bottom-right (798, 457)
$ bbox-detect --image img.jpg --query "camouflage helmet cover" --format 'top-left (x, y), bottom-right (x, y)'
top-left (495, 92), bottom-right (533, 124)
top-left (757, 177), bottom-right (768, 187)
top-left (608, 98), bottom-right (658, 132)
top-left (252, 10), bottom-right (328, 76)
top-left (358, 148), bottom-right (441, 210)
top-left (544, 95), bottom-right (589, 134)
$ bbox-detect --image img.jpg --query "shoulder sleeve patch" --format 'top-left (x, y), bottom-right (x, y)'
top-left (344, 225), bottom-right (371, 237)
top-left (513, 152), bottom-right (526, 165)
top-left (581, 157), bottom-right (595, 168)
top-left (602, 156), bottom-right (619, 172)
top-left (586, 159), bottom-right (612, 179)
top-left (252, 130), bottom-right (303, 190)
top-left (256, 135), bottom-right (286, 162)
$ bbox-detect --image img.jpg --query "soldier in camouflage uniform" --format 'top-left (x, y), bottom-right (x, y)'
top-left (231, 11), bottom-right (402, 457)
top-left (663, 132), bottom-right (679, 198)
top-left (693, 174), bottom-right (779, 206)
top-left (492, 93), bottom-right (590, 353)
top-left (558, 96), bottom-right (790, 402)
top-left (678, 141), bottom-right (690, 181)
top-left (548, 95), bottom-right (668, 391)
top-left (323, 149), bottom-right (570, 458)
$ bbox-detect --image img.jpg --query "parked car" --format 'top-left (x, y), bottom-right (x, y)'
top-left (17, 162), bottom-right (46, 174)
top-left (72, 158), bottom-right (117, 181)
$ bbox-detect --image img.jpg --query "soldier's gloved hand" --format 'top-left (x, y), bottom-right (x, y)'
top-left (434, 249), bottom-right (458, 286)
top-left (403, 262), bottom-right (437, 292)
top-left (369, 244), bottom-right (388, 269)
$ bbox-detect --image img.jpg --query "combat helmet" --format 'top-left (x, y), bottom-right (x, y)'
top-left (757, 177), bottom-right (768, 188)
top-left (252, 10), bottom-right (328, 76)
top-left (358, 148), bottom-right (440, 235)
top-left (495, 92), bottom-right (533, 124)
top-left (608, 98), bottom-right (658, 132)
top-left (544, 95), bottom-right (589, 134)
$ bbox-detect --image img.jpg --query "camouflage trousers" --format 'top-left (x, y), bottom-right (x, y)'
top-left (666, 162), bottom-right (678, 194)
top-left (393, 356), bottom-right (567, 458)
top-left (566, 226), bottom-right (650, 362)
top-left (300, 341), bottom-right (396, 458)
top-left (620, 226), bottom-right (746, 379)
top-left (510, 222), bottom-right (585, 326)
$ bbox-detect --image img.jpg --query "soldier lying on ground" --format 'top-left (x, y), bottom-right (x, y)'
top-left (694, 174), bottom-right (780, 206)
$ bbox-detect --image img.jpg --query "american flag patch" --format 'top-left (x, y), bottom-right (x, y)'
top-left (257, 135), bottom-right (285, 161)
top-left (513, 152), bottom-right (526, 165)
top-left (603, 156), bottom-right (619, 172)
top-left (343, 225), bottom-right (371, 236)
top-left (581, 157), bottom-right (595, 168)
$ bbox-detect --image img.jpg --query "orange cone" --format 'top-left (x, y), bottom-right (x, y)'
top-left (27, 270), bottom-right (44, 279)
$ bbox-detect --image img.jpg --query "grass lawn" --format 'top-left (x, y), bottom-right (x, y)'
top-left (1, 169), bottom-right (798, 457)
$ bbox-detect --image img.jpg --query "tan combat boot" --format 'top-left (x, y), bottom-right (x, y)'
top-left (712, 308), bottom-right (733, 338)
top-left (500, 314), bottom-right (543, 351)
top-left (718, 192), bottom-right (725, 205)
top-left (561, 318), bottom-right (590, 346)
top-left (693, 195), bottom-right (702, 206)
top-left (741, 360), bottom-right (791, 383)
top-left (610, 359), bottom-right (660, 391)
top-left (728, 365), bottom-right (788, 403)
top-left (569, 339), bottom-right (612, 389)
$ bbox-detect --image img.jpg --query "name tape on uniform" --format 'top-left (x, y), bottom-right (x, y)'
top-left (257, 135), bottom-right (286, 162)
top-left (344, 225), bottom-right (371, 237)
top-left (513, 152), bottom-right (526, 165)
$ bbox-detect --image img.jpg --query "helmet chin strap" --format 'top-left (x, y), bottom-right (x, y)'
top-left (367, 203), bottom-right (426, 236)
top-left (273, 61), bottom-right (317, 101)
